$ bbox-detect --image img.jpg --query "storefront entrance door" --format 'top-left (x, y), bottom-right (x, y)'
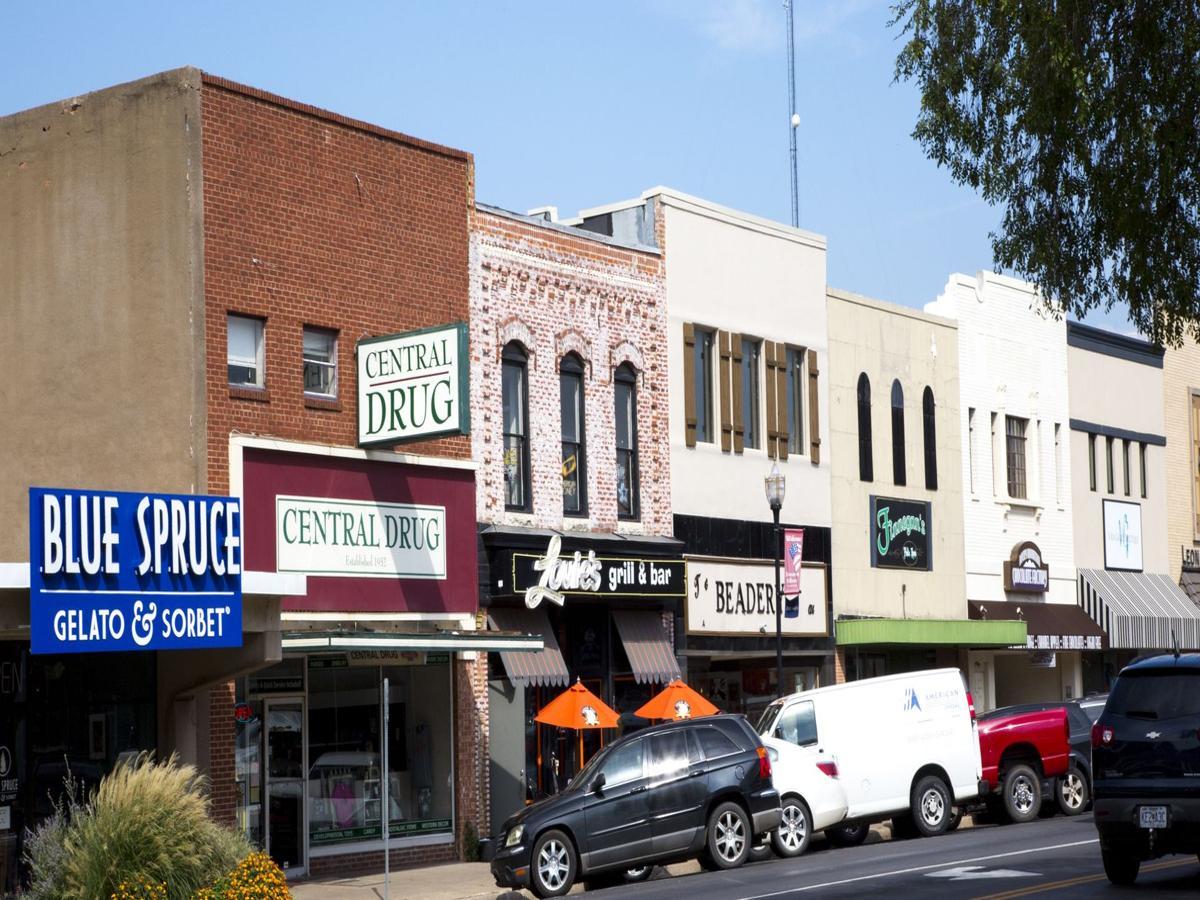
top-left (264, 699), bottom-right (305, 877)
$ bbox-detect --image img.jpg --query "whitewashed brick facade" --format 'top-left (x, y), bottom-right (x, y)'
top-left (926, 272), bottom-right (1077, 605)
top-left (470, 206), bottom-right (671, 536)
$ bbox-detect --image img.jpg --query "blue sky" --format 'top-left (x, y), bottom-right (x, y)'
top-left (4, 1), bottom-right (1130, 330)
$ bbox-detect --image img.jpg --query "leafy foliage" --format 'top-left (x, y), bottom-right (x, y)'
top-left (195, 851), bottom-right (291, 899)
top-left (893, 1), bottom-right (1200, 344)
top-left (23, 754), bottom-right (251, 900)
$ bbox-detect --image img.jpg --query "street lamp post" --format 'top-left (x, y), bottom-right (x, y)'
top-left (764, 463), bottom-right (786, 699)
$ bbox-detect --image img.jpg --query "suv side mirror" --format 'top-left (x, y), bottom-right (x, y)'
top-left (591, 772), bottom-right (606, 795)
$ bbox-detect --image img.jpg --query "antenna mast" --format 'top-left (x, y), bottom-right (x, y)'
top-left (785, 0), bottom-right (799, 228)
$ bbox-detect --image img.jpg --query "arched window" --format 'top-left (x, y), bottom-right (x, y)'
top-left (614, 364), bottom-right (639, 520)
top-left (560, 354), bottom-right (587, 516)
top-left (923, 386), bottom-right (938, 490)
top-left (891, 379), bottom-right (906, 486)
top-left (502, 342), bottom-right (531, 511)
top-left (857, 373), bottom-right (873, 482)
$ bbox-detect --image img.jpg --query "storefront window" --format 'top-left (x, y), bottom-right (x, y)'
top-left (306, 656), bottom-right (452, 846)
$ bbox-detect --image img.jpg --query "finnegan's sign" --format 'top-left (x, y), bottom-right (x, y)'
top-left (870, 496), bottom-right (932, 571)
top-left (357, 323), bottom-right (469, 447)
top-left (29, 487), bottom-right (243, 654)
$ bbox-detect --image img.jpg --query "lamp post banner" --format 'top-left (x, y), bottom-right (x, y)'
top-left (782, 528), bottom-right (804, 597)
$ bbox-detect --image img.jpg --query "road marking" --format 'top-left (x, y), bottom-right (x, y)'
top-left (735, 839), bottom-right (1099, 898)
top-left (926, 865), bottom-right (1038, 881)
top-left (970, 856), bottom-right (1199, 899)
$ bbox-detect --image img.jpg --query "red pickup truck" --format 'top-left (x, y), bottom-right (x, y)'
top-left (976, 706), bottom-right (1071, 823)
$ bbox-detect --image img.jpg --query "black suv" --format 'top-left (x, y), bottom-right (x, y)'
top-left (490, 715), bottom-right (782, 897)
top-left (1092, 653), bottom-right (1200, 884)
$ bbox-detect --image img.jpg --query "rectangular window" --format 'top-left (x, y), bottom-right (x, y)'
top-left (1106, 436), bottom-right (1115, 493)
top-left (1054, 423), bottom-right (1063, 505)
top-left (302, 326), bottom-right (337, 397)
top-left (1005, 415), bottom-right (1028, 500)
top-left (615, 369), bottom-right (639, 520)
top-left (307, 659), bottom-right (453, 847)
top-left (1088, 433), bottom-right (1097, 491)
top-left (968, 408), bottom-right (976, 494)
top-left (695, 328), bottom-right (715, 443)
top-left (227, 314), bottom-right (264, 388)
top-left (502, 347), bottom-right (530, 511)
top-left (741, 338), bottom-right (761, 449)
top-left (1140, 441), bottom-right (1147, 499)
top-left (1193, 394), bottom-right (1200, 536)
top-left (561, 358), bottom-right (587, 516)
top-left (786, 348), bottom-right (806, 455)
top-left (1122, 439), bottom-right (1131, 496)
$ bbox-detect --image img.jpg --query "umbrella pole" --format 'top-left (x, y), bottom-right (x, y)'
top-left (578, 731), bottom-right (584, 770)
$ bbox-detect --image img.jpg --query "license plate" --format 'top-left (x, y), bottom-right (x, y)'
top-left (1138, 806), bottom-right (1168, 829)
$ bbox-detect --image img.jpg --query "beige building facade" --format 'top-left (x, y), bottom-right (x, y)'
top-left (1163, 340), bottom-right (1200, 637)
top-left (826, 289), bottom-right (1021, 683)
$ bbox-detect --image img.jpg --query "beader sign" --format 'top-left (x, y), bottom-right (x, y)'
top-left (357, 323), bottom-right (469, 447)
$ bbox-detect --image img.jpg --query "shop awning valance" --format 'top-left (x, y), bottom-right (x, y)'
top-left (613, 609), bottom-right (681, 685)
top-left (968, 600), bottom-right (1103, 650)
top-left (487, 608), bottom-right (570, 687)
top-left (1078, 569), bottom-right (1200, 650)
top-left (836, 616), bottom-right (1027, 647)
top-left (281, 629), bottom-right (544, 653)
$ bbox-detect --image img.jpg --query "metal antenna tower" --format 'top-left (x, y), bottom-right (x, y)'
top-left (785, 0), bottom-right (799, 228)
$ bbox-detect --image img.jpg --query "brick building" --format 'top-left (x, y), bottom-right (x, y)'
top-left (469, 205), bottom-right (685, 832)
top-left (0, 68), bottom-right (529, 884)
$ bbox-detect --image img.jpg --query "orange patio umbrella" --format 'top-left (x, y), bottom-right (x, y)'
top-left (536, 678), bottom-right (620, 769)
top-left (636, 679), bottom-right (720, 721)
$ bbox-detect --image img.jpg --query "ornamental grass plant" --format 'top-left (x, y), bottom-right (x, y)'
top-left (23, 753), bottom-right (254, 900)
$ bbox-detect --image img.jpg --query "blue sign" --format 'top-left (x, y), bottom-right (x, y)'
top-left (29, 487), bottom-right (243, 654)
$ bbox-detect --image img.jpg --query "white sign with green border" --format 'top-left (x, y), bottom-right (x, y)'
top-left (357, 322), bottom-right (469, 447)
top-left (275, 495), bottom-right (446, 579)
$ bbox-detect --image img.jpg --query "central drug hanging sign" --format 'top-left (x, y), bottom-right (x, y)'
top-left (29, 487), bottom-right (243, 654)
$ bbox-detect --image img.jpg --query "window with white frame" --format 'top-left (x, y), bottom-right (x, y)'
top-left (227, 314), bottom-right (264, 388)
top-left (1006, 415), bottom-right (1028, 500)
top-left (302, 326), bottom-right (338, 397)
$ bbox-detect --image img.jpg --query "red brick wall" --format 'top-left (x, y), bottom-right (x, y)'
top-left (470, 209), bottom-right (669, 534)
top-left (308, 843), bottom-right (456, 879)
top-left (197, 75), bottom-right (475, 854)
top-left (200, 74), bottom-right (474, 498)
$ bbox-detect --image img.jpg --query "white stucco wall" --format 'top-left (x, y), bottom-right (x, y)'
top-left (827, 289), bottom-right (966, 620)
top-left (925, 272), bottom-right (1076, 605)
top-left (657, 189), bottom-right (832, 529)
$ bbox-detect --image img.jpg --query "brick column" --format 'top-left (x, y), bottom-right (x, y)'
top-left (834, 647), bottom-right (847, 684)
top-left (208, 680), bottom-right (237, 826)
top-left (454, 652), bottom-right (491, 857)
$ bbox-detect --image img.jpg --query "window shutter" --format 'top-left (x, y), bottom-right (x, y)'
top-left (807, 348), bottom-right (821, 464)
top-left (732, 334), bottom-right (745, 454)
top-left (764, 342), bottom-right (779, 459)
top-left (718, 330), bottom-right (733, 452)
top-left (683, 323), bottom-right (697, 448)
top-left (776, 342), bottom-right (790, 461)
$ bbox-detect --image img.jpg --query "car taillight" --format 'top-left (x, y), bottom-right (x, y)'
top-left (817, 760), bottom-right (839, 778)
top-left (756, 746), bottom-right (771, 779)
top-left (1091, 722), bottom-right (1114, 748)
top-left (966, 692), bottom-right (976, 722)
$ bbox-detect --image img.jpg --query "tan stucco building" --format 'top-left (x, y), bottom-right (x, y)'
top-left (827, 289), bottom-right (1020, 682)
top-left (1163, 339), bottom-right (1200, 633)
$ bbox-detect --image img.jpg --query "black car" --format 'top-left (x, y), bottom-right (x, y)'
top-left (1092, 652), bottom-right (1200, 884)
top-left (490, 715), bottom-right (782, 897)
top-left (977, 697), bottom-right (1101, 816)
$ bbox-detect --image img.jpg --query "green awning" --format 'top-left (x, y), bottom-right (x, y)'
top-left (835, 618), bottom-right (1026, 647)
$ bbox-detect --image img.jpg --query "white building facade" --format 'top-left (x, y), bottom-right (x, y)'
top-left (927, 272), bottom-right (1088, 709)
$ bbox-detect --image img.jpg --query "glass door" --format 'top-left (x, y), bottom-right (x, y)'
top-left (264, 699), bottom-right (305, 877)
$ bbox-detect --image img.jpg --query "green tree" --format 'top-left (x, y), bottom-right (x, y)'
top-left (893, 1), bottom-right (1200, 344)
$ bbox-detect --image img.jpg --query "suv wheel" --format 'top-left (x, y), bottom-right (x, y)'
top-left (771, 795), bottom-right (812, 858)
top-left (1002, 764), bottom-right (1041, 823)
top-left (622, 865), bottom-right (654, 883)
top-left (911, 775), bottom-right (951, 837)
top-left (706, 801), bottom-right (751, 869)
top-left (530, 829), bottom-right (576, 898)
top-left (828, 821), bottom-right (870, 847)
top-left (1101, 849), bottom-right (1140, 885)
top-left (1055, 765), bottom-right (1089, 816)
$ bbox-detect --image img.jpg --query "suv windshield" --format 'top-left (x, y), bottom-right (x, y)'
top-left (1107, 671), bottom-right (1200, 721)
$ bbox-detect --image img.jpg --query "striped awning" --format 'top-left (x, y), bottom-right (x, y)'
top-left (1078, 568), bottom-right (1200, 650)
top-left (487, 608), bottom-right (570, 687)
top-left (613, 609), bottom-right (681, 685)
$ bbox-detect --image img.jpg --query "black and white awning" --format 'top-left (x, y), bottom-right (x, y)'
top-left (1078, 569), bottom-right (1200, 650)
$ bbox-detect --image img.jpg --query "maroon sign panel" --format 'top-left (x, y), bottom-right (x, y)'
top-left (242, 447), bottom-right (477, 614)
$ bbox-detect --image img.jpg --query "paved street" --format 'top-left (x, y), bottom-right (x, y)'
top-left (578, 815), bottom-right (1200, 900)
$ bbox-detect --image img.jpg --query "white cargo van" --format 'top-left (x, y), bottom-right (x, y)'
top-left (756, 668), bottom-right (982, 840)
